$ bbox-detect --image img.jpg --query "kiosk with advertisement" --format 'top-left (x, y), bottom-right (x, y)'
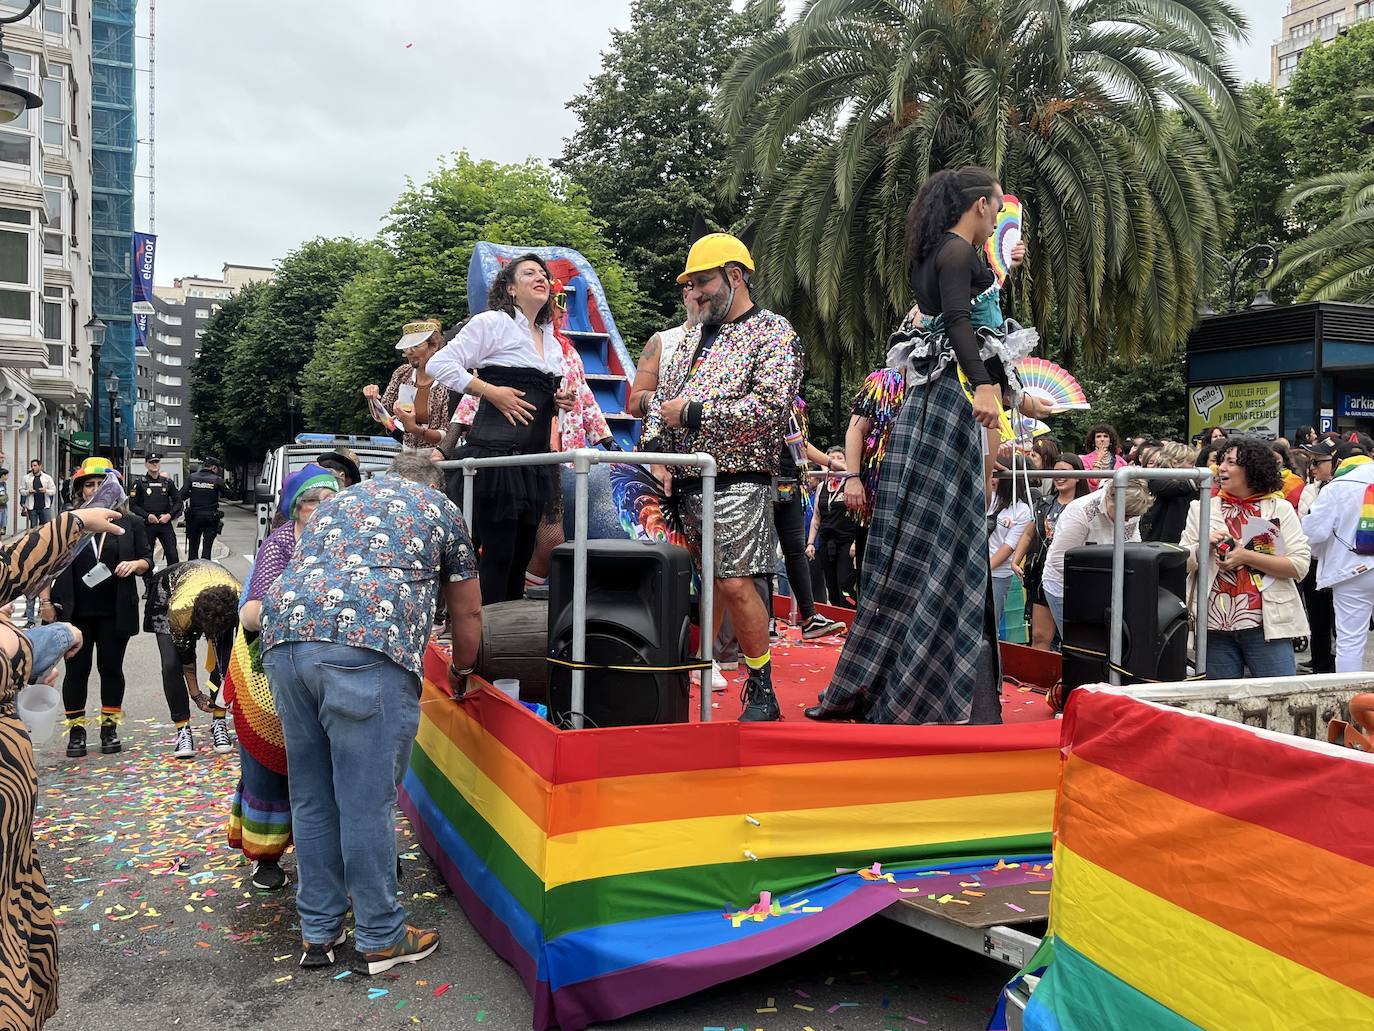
top-left (1186, 300), bottom-right (1374, 439)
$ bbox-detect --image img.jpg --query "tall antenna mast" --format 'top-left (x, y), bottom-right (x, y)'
top-left (147, 0), bottom-right (155, 232)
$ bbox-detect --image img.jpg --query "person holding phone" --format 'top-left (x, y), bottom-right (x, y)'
top-left (48, 459), bottom-right (152, 757)
top-left (363, 318), bottom-right (455, 453)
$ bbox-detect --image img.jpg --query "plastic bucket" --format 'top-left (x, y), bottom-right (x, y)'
top-left (16, 683), bottom-right (60, 744)
top-left (491, 678), bottom-right (521, 702)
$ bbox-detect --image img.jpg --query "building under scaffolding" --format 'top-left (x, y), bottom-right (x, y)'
top-left (91, 0), bottom-right (136, 448)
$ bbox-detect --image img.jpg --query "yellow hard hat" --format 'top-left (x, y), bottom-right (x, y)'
top-left (677, 233), bottom-right (755, 284)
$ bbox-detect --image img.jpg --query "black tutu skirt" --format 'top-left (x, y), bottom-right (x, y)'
top-left (449, 365), bottom-right (559, 523)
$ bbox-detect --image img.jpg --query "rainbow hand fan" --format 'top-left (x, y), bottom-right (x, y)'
top-left (1015, 356), bottom-right (1090, 412)
top-left (985, 194), bottom-right (1023, 284)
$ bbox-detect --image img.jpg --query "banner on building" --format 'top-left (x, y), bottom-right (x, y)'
top-left (1187, 380), bottom-right (1280, 439)
top-left (131, 231), bottom-right (156, 315)
top-left (133, 311), bottom-right (150, 353)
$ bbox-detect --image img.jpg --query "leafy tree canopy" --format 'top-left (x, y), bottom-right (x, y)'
top-left (558, 0), bottom-right (779, 330)
top-left (302, 154), bottom-right (648, 433)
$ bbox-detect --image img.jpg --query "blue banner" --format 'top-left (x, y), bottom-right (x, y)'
top-left (131, 231), bottom-right (156, 315)
top-left (133, 311), bottom-right (150, 352)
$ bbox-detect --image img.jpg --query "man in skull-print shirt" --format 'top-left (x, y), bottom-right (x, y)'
top-left (259, 454), bottom-right (480, 974)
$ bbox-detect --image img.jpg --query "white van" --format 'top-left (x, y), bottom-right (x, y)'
top-left (253, 433), bottom-right (402, 550)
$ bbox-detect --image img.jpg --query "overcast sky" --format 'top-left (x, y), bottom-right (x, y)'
top-left (141, 0), bottom-right (1290, 285)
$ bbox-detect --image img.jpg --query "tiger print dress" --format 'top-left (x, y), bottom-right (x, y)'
top-left (1, 513), bottom-right (83, 1028)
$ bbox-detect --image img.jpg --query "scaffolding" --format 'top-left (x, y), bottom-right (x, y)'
top-left (91, 0), bottom-right (137, 448)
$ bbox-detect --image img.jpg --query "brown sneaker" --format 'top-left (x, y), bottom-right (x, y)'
top-left (352, 925), bottom-right (440, 976)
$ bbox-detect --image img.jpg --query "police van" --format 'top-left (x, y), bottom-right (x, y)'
top-left (253, 433), bottom-right (401, 550)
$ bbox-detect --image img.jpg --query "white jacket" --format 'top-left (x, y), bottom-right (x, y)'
top-left (22, 471), bottom-right (55, 508)
top-left (1304, 460), bottom-right (1374, 590)
top-left (1181, 496), bottom-right (1311, 641)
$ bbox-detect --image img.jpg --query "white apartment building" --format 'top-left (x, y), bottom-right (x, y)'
top-left (0, 0), bottom-right (93, 535)
top-left (1273, 0), bottom-right (1374, 88)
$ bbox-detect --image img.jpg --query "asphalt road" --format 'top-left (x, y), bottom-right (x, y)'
top-left (34, 504), bottom-right (1013, 1031)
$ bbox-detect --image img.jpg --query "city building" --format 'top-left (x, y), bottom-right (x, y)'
top-left (90, 0), bottom-right (134, 449)
top-left (133, 263), bottom-right (273, 465)
top-left (1273, 0), bottom-right (1373, 88)
top-left (0, 0), bottom-right (95, 535)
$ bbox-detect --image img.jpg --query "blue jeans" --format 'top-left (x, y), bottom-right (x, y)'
top-left (262, 641), bottom-right (421, 951)
top-left (991, 574), bottom-right (1016, 635)
top-left (26, 506), bottom-right (50, 528)
top-left (1044, 589), bottom-right (1065, 642)
top-left (1206, 628), bottom-right (1296, 680)
top-left (24, 623), bottom-right (75, 681)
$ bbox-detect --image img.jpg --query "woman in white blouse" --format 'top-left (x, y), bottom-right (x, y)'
top-left (1039, 480), bottom-right (1151, 637)
top-left (428, 253), bottom-right (573, 603)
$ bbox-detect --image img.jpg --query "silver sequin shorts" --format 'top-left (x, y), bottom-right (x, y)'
top-left (679, 482), bottom-right (776, 579)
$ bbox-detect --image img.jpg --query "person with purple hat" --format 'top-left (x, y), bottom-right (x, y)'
top-left (230, 462), bottom-right (339, 891)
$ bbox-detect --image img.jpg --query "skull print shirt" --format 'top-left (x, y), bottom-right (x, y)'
top-left (260, 474), bottom-right (478, 677)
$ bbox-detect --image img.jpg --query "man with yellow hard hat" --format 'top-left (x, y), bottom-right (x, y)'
top-left (641, 231), bottom-right (802, 722)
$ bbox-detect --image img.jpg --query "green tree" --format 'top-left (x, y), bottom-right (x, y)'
top-left (302, 154), bottom-right (648, 431)
top-left (717, 0), bottom-right (1249, 369)
top-left (220, 237), bottom-right (378, 459)
top-left (189, 281), bottom-right (266, 466)
top-left (557, 0), bottom-right (779, 329)
top-left (1223, 82), bottom-right (1300, 302)
top-left (1282, 21), bottom-right (1374, 208)
top-left (1047, 352), bottom-right (1188, 449)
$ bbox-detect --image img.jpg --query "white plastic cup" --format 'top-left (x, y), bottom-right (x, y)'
top-left (16, 683), bottom-right (60, 744)
top-left (492, 678), bottom-right (521, 702)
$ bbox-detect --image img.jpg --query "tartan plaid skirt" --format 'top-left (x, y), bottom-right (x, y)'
top-left (816, 372), bottom-right (997, 723)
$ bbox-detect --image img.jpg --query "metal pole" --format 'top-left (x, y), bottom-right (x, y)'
top-left (1195, 471), bottom-right (1212, 677)
top-left (1108, 467), bottom-right (1129, 686)
top-left (699, 454), bottom-right (716, 723)
top-left (570, 449), bottom-right (592, 730)
top-left (461, 465), bottom-right (474, 527)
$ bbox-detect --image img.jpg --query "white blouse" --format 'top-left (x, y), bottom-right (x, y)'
top-left (427, 308), bottom-right (565, 395)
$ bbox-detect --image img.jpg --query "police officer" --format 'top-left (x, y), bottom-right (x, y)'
top-left (182, 455), bottom-right (232, 560)
top-left (129, 452), bottom-right (183, 567)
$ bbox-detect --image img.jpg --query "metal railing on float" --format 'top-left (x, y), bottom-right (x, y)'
top-left (435, 450), bottom-right (718, 728)
top-left (992, 466), bottom-right (1214, 683)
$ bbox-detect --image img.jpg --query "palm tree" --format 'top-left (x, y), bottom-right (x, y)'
top-left (1278, 94), bottom-right (1374, 302)
top-left (718, 0), bottom-right (1251, 367)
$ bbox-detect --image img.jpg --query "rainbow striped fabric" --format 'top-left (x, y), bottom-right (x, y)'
top-left (1356, 483), bottom-right (1374, 554)
top-left (1018, 687), bottom-right (1374, 1030)
top-left (400, 649), bottom-right (1058, 1030)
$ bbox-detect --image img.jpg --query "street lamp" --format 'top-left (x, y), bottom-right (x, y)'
top-left (86, 315), bottom-right (105, 457)
top-left (0, 3), bottom-right (41, 125)
top-left (1206, 244), bottom-right (1280, 316)
top-left (105, 370), bottom-right (119, 456)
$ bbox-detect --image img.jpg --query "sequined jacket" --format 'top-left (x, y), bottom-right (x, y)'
top-left (641, 307), bottom-right (803, 481)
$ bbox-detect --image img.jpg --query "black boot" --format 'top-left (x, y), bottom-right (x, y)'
top-left (738, 665), bottom-right (781, 722)
top-left (66, 724), bottom-right (87, 758)
top-left (99, 719), bottom-right (121, 755)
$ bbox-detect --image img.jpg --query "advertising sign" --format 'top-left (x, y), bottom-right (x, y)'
top-left (1188, 380), bottom-right (1281, 439)
top-left (1339, 394), bottom-right (1374, 419)
top-left (133, 311), bottom-right (150, 353)
top-left (131, 232), bottom-right (157, 315)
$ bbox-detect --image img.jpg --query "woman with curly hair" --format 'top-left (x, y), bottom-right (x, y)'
top-left (428, 253), bottom-right (571, 603)
top-left (144, 559), bottom-right (242, 757)
top-left (1080, 423), bottom-right (1125, 489)
top-left (1181, 437), bottom-right (1310, 679)
top-left (806, 166), bottom-right (1050, 725)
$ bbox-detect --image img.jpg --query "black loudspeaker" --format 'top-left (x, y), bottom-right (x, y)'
top-left (547, 540), bottom-right (694, 728)
top-left (1062, 543), bottom-right (1189, 690)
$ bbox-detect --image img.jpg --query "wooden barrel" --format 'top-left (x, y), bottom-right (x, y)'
top-left (476, 599), bottom-right (549, 702)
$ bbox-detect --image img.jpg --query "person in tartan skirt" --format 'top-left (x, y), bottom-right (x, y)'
top-left (806, 166), bottom-right (1050, 724)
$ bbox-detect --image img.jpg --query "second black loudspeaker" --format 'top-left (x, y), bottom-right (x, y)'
top-left (1062, 542), bottom-right (1189, 690)
top-left (547, 539), bottom-right (694, 728)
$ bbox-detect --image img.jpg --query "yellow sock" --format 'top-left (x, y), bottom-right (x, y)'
top-left (744, 651), bottom-right (771, 671)
top-left (174, 718), bottom-right (190, 729)
top-left (211, 707), bottom-right (227, 718)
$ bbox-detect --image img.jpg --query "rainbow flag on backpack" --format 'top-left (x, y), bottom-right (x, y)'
top-left (1358, 482), bottom-right (1374, 555)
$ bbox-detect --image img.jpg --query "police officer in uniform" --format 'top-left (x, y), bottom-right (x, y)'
top-left (182, 455), bottom-right (232, 560)
top-left (129, 452), bottom-right (183, 567)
